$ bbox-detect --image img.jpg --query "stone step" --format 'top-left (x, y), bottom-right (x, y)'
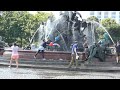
top-left (0, 58), bottom-right (118, 67)
top-left (0, 56), bottom-right (117, 66)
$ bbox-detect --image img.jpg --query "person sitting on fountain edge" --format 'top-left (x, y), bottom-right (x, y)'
top-left (34, 39), bottom-right (47, 60)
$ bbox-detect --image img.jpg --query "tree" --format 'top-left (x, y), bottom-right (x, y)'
top-left (0, 11), bottom-right (52, 47)
top-left (101, 18), bottom-right (120, 42)
top-left (101, 18), bottom-right (117, 27)
top-left (107, 24), bottom-right (120, 42)
top-left (87, 16), bottom-right (99, 22)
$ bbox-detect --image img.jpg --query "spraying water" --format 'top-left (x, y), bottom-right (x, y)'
top-left (93, 21), bottom-right (115, 45)
top-left (30, 11), bottom-right (115, 53)
top-left (56, 29), bottom-right (68, 51)
top-left (30, 27), bottom-right (40, 44)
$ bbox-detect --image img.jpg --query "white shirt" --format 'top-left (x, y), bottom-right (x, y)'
top-left (38, 46), bottom-right (44, 50)
top-left (11, 45), bottom-right (19, 55)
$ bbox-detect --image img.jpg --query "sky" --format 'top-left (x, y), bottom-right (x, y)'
top-left (29, 11), bottom-right (90, 19)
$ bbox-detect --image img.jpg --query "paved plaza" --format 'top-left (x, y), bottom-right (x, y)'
top-left (0, 66), bottom-right (120, 79)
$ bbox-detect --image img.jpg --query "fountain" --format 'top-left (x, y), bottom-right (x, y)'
top-left (31, 11), bottom-right (93, 51)
top-left (3, 11), bottom-right (116, 61)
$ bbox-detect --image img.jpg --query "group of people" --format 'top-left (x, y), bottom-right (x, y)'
top-left (8, 38), bottom-right (120, 69)
top-left (8, 39), bottom-right (80, 69)
top-left (68, 35), bottom-right (89, 69)
top-left (9, 39), bottom-right (61, 68)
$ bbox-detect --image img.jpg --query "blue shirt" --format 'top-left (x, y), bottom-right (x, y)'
top-left (55, 36), bottom-right (60, 42)
top-left (71, 43), bottom-right (78, 54)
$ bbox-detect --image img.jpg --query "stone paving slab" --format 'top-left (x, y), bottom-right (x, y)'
top-left (0, 56), bottom-right (120, 72)
top-left (0, 60), bottom-right (120, 72)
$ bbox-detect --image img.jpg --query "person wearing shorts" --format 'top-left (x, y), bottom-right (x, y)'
top-left (34, 39), bottom-right (47, 60)
top-left (9, 43), bottom-right (19, 68)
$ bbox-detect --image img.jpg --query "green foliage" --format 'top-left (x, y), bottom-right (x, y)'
top-left (0, 11), bottom-right (51, 47)
top-left (96, 27), bottom-right (105, 41)
top-left (101, 18), bottom-right (120, 42)
top-left (87, 16), bottom-right (99, 22)
top-left (107, 24), bottom-right (120, 42)
top-left (101, 18), bottom-right (117, 27)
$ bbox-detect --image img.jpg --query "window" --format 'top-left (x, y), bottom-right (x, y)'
top-left (97, 15), bottom-right (101, 18)
top-left (90, 11), bottom-right (94, 15)
top-left (104, 15), bottom-right (108, 18)
top-left (97, 12), bottom-right (101, 15)
top-left (119, 19), bottom-right (120, 22)
top-left (104, 11), bottom-right (108, 15)
top-left (112, 15), bottom-right (116, 18)
top-left (111, 12), bottom-right (116, 15)
top-left (0, 11), bottom-right (2, 16)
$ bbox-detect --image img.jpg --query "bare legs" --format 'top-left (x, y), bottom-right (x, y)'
top-left (9, 58), bottom-right (19, 68)
top-left (116, 55), bottom-right (120, 63)
top-left (34, 50), bottom-right (45, 59)
top-left (15, 59), bottom-right (19, 68)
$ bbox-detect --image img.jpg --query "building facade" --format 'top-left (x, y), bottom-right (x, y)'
top-left (89, 11), bottom-right (120, 23)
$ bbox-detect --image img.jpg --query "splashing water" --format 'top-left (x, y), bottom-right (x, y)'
top-left (93, 21), bottom-right (115, 45)
top-left (56, 29), bottom-right (68, 51)
top-left (30, 11), bottom-right (115, 52)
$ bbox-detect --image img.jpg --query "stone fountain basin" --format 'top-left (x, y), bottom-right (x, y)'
top-left (2, 47), bottom-right (116, 62)
top-left (3, 48), bottom-right (73, 60)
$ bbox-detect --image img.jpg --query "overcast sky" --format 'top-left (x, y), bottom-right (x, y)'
top-left (29, 11), bottom-right (89, 19)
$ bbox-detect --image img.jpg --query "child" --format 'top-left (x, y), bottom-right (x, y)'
top-left (9, 43), bottom-right (19, 68)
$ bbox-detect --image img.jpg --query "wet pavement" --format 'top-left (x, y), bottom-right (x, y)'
top-left (0, 66), bottom-right (120, 79)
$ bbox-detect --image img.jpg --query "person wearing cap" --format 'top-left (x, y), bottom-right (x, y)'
top-left (68, 41), bottom-right (79, 69)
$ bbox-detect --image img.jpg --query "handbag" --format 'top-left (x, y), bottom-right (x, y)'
top-left (76, 53), bottom-right (79, 59)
